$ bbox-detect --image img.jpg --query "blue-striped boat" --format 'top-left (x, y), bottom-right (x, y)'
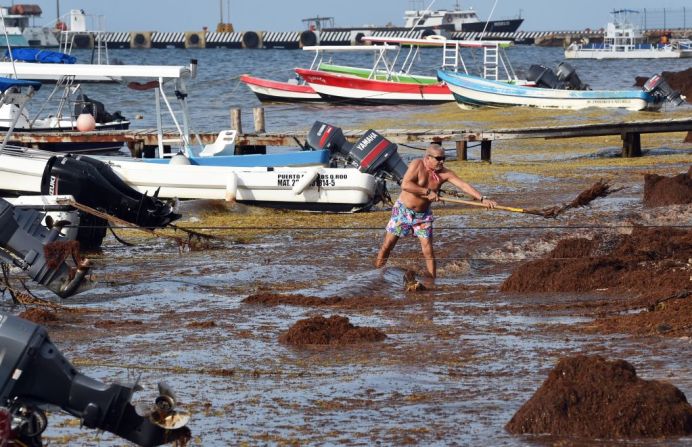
top-left (437, 70), bottom-right (663, 111)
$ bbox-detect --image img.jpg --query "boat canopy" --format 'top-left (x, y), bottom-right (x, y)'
top-left (5, 48), bottom-right (76, 64)
top-left (363, 36), bottom-right (514, 48)
top-left (0, 77), bottom-right (41, 92)
top-left (302, 45), bottom-right (399, 52)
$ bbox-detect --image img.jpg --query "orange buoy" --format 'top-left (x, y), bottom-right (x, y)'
top-left (76, 113), bottom-right (96, 131)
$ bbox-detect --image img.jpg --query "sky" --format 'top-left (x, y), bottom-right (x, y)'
top-left (22, 1), bottom-right (692, 32)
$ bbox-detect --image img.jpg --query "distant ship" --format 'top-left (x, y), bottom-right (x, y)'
top-left (403, 1), bottom-right (523, 33)
top-left (0, 4), bottom-right (59, 47)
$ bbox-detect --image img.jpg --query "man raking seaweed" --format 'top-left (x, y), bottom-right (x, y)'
top-left (375, 142), bottom-right (619, 283)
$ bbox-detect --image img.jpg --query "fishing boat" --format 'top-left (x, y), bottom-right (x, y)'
top-left (0, 119), bottom-right (414, 212)
top-left (564, 9), bottom-right (691, 60)
top-left (404, 1), bottom-right (523, 33)
top-left (240, 45), bottom-right (401, 103)
top-left (296, 36), bottom-right (527, 105)
top-left (0, 73), bottom-right (129, 153)
top-left (437, 64), bottom-right (684, 111)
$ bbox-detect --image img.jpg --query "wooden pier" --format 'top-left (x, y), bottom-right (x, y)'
top-left (7, 117), bottom-right (690, 161)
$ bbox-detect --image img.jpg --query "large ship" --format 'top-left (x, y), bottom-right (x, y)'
top-left (404, 1), bottom-right (523, 33)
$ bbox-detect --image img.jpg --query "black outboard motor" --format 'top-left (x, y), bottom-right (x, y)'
top-left (305, 121), bottom-right (408, 183)
top-left (0, 198), bottom-right (90, 298)
top-left (40, 155), bottom-right (180, 229)
top-left (642, 74), bottom-right (685, 106)
top-left (0, 312), bottom-right (191, 446)
top-left (526, 64), bottom-right (564, 89)
top-left (556, 62), bottom-right (589, 90)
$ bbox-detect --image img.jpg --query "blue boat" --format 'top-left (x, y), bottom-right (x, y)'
top-left (438, 69), bottom-right (674, 111)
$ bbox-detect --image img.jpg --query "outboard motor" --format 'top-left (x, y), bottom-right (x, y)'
top-left (74, 93), bottom-right (126, 124)
top-left (40, 155), bottom-right (180, 229)
top-left (642, 74), bottom-right (685, 106)
top-left (0, 198), bottom-right (91, 298)
top-left (556, 62), bottom-right (589, 90)
top-left (0, 312), bottom-right (191, 446)
top-left (305, 121), bottom-right (408, 183)
top-left (526, 64), bottom-right (564, 89)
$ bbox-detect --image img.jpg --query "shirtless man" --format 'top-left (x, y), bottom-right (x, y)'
top-left (375, 143), bottom-right (497, 279)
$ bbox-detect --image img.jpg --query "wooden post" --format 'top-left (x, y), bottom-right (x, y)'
top-left (480, 140), bottom-right (492, 162)
top-left (253, 107), bottom-right (265, 133)
top-left (230, 108), bottom-right (242, 134)
top-left (456, 140), bottom-right (468, 161)
top-left (622, 132), bottom-right (642, 157)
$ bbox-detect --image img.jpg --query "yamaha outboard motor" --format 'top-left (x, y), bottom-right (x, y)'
top-left (642, 74), bottom-right (685, 106)
top-left (40, 155), bottom-right (180, 229)
top-left (0, 198), bottom-right (91, 298)
top-left (305, 121), bottom-right (408, 183)
top-left (0, 312), bottom-right (191, 446)
top-left (556, 62), bottom-right (589, 90)
top-left (526, 64), bottom-right (564, 89)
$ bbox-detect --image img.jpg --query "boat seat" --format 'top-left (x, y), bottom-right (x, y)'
top-left (199, 130), bottom-right (237, 156)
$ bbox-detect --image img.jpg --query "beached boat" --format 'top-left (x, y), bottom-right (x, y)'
top-left (240, 45), bottom-right (401, 103)
top-left (296, 36), bottom-right (527, 105)
top-left (437, 68), bottom-right (684, 111)
top-left (0, 146), bottom-right (383, 212)
top-left (564, 9), bottom-right (691, 60)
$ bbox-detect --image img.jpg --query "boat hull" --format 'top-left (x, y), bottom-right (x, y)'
top-left (437, 70), bottom-right (658, 111)
top-left (295, 69), bottom-right (454, 105)
top-left (565, 47), bottom-right (685, 59)
top-left (0, 149), bottom-right (379, 212)
top-left (240, 74), bottom-right (322, 102)
top-left (461, 18), bottom-right (524, 33)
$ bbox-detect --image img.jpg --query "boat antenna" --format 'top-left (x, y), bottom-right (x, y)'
top-left (0, 8), bottom-right (18, 79)
top-left (409, 0), bottom-right (436, 31)
top-left (479, 0), bottom-right (499, 40)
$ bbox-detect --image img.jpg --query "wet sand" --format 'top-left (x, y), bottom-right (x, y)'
top-left (3, 115), bottom-right (691, 445)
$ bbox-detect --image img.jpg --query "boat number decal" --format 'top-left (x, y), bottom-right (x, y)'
top-left (277, 173), bottom-right (348, 187)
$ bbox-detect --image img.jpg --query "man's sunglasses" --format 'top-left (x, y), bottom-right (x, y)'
top-left (428, 154), bottom-right (446, 162)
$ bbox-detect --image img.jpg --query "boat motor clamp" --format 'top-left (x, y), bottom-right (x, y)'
top-left (0, 312), bottom-right (191, 446)
top-left (305, 121), bottom-right (408, 183)
top-left (0, 198), bottom-right (91, 298)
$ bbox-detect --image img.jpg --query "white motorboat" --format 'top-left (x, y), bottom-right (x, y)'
top-left (0, 145), bottom-right (384, 212)
top-left (564, 9), bottom-right (691, 59)
top-left (404, 1), bottom-right (523, 33)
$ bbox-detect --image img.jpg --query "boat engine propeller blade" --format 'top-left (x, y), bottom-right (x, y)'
top-left (0, 312), bottom-right (191, 446)
top-left (40, 155), bottom-right (181, 229)
top-left (305, 121), bottom-right (408, 183)
top-left (0, 198), bottom-right (91, 298)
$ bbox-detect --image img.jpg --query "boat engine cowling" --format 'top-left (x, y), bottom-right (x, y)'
top-left (642, 74), bottom-right (685, 106)
top-left (527, 64), bottom-right (564, 89)
top-left (40, 155), bottom-right (181, 229)
top-left (305, 121), bottom-right (408, 183)
top-left (556, 62), bottom-right (589, 90)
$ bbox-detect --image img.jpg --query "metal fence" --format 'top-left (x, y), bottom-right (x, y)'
top-left (640, 8), bottom-right (689, 31)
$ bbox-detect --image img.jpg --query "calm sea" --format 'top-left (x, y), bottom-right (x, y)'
top-left (30, 46), bottom-right (692, 133)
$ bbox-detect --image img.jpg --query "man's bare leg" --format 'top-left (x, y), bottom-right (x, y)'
top-left (375, 233), bottom-right (399, 268)
top-left (419, 236), bottom-right (436, 279)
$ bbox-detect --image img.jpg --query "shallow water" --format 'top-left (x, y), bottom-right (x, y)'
top-left (27, 46), bottom-right (692, 134)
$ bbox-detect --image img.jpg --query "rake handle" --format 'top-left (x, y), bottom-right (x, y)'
top-left (440, 197), bottom-right (527, 214)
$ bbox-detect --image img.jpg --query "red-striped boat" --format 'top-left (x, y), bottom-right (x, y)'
top-left (239, 74), bottom-right (321, 102)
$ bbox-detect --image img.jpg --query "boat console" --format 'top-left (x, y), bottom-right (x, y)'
top-left (305, 121), bottom-right (408, 183)
top-left (0, 312), bottom-right (190, 446)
